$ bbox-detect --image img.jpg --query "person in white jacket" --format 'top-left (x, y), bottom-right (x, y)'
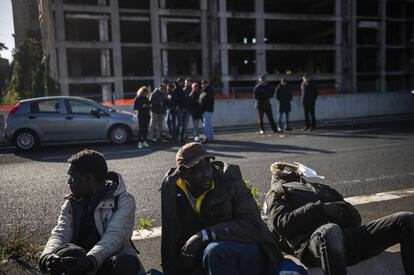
top-left (39, 149), bottom-right (144, 275)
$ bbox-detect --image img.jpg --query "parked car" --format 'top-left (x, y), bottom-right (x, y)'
top-left (4, 96), bottom-right (138, 150)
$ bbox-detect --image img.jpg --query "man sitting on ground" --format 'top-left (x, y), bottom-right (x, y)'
top-left (160, 142), bottom-right (285, 275)
top-left (264, 162), bottom-right (414, 275)
top-left (39, 149), bottom-right (144, 275)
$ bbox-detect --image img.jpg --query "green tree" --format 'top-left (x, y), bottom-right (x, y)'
top-left (2, 38), bottom-right (58, 105)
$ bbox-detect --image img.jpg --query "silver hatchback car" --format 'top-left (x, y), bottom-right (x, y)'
top-left (5, 96), bottom-right (138, 150)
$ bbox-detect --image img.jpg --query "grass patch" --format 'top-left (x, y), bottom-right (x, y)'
top-left (244, 179), bottom-right (262, 209)
top-left (136, 217), bottom-right (155, 231)
top-left (0, 228), bottom-right (42, 262)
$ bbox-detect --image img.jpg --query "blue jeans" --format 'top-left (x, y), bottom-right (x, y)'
top-left (194, 241), bottom-right (265, 275)
top-left (166, 109), bottom-right (177, 138)
top-left (203, 112), bottom-right (214, 141)
top-left (176, 110), bottom-right (188, 141)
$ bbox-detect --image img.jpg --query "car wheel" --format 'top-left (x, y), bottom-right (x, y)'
top-left (109, 125), bottom-right (129, 144)
top-left (14, 130), bottom-right (38, 150)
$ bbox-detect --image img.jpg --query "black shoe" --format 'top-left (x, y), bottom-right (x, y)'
top-left (285, 127), bottom-right (292, 131)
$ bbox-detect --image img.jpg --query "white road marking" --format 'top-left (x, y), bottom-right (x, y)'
top-left (345, 187), bottom-right (414, 206)
top-left (132, 187), bottom-right (414, 241)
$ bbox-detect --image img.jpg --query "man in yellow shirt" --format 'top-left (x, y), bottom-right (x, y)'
top-left (160, 142), bottom-right (283, 275)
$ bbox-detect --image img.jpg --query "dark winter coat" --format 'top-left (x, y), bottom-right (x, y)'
top-left (274, 84), bottom-right (292, 113)
top-left (175, 86), bottom-right (190, 111)
top-left (254, 83), bottom-right (274, 110)
top-left (149, 88), bottom-right (168, 114)
top-left (189, 89), bottom-right (203, 120)
top-left (300, 82), bottom-right (318, 106)
top-left (199, 85), bottom-right (215, 113)
top-left (264, 173), bottom-right (362, 260)
top-left (161, 161), bottom-right (284, 275)
top-left (133, 96), bottom-right (150, 120)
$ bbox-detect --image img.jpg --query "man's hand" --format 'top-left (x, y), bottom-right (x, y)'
top-left (181, 233), bottom-right (204, 259)
top-left (62, 256), bottom-right (95, 273)
top-left (44, 254), bottom-right (67, 273)
top-left (323, 201), bottom-right (348, 218)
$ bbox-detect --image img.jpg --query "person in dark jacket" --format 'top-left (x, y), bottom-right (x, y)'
top-left (149, 80), bottom-right (168, 141)
top-left (161, 142), bottom-right (284, 275)
top-left (264, 162), bottom-right (414, 275)
top-left (176, 77), bottom-right (191, 143)
top-left (166, 83), bottom-right (178, 139)
top-left (39, 149), bottom-right (144, 275)
top-left (253, 75), bottom-right (278, 134)
top-left (189, 82), bottom-right (203, 142)
top-left (200, 80), bottom-right (215, 143)
top-left (133, 86), bottom-right (151, 149)
top-left (300, 75), bottom-right (318, 131)
top-left (274, 78), bottom-right (293, 131)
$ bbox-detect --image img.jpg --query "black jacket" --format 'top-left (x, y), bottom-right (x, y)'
top-left (161, 161), bottom-right (283, 275)
top-left (254, 83), bottom-right (273, 110)
top-left (133, 96), bottom-right (150, 119)
top-left (264, 173), bottom-right (361, 260)
top-left (199, 85), bottom-right (215, 113)
top-left (300, 82), bottom-right (318, 105)
top-left (274, 84), bottom-right (292, 113)
top-left (189, 89), bottom-right (203, 120)
top-left (175, 86), bottom-right (190, 111)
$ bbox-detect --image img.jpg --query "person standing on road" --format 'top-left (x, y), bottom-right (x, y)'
top-left (39, 149), bottom-right (144, 275)
top-left (160, 142), bottom-right (292, 275)
top-left (274, 78), bottom-right (293, 131)
top-left (133, 86), bottom-right (151, 149)
top-left (189, 82), bottom-right (203, 142)
top-left (166, 82), bottom-right (178, 140)
top-left (200, 80), bottom-right (215, 143)
top-left (264, 162), bottom-right (414, 275)
top-left (301, 74), bottom-right (318, 131)
top-left (253, 75), bottom-right (278, 134)
top-left (149, 79), bottom-right (168, 142)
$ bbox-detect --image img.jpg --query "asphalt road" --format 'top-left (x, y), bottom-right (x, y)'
top-left (1, 115), bottom-right (413, 272)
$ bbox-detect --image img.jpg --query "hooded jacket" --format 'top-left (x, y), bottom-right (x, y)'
top-left (161, 161), bottom-right (283, 275)
top-left (39, 173), bottom-right (139, 274)
top-left (264, 173), bottom-right (361, 260)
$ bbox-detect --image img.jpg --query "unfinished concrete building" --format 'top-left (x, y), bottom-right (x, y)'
top-left (37, 0), bottom-right (414, 102)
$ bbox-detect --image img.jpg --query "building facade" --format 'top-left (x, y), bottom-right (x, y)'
top-left (36, 0), bottom-right (414, 102)
top-left (12, 0), bottom-right (41, 47)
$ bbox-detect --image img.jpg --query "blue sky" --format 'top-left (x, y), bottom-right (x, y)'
top-left (0, 0), bottom-right (15, 62)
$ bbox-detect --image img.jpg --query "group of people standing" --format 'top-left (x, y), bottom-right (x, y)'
top-left (253, 74), bottom-right (319, 134)
top-left (133, 78), bottom-right (215, 149)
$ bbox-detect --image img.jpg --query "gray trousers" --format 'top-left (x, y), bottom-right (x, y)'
top-left (149, 112), bottom-right (164, 140)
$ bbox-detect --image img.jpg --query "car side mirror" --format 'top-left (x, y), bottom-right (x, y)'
top-left (89, 108), bottom-right (100, 118)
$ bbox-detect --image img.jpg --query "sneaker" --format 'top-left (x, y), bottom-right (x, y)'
top-left (277, 127), bottom-right (282, 132)
top-left (286, 127), bottom-right (292, 131)
top-left (259, 130), bottom-right (264, 134)
top-left (137, 142), bottom-right (143, 149)
top-left (194, 136), bottom-right (200, 142)
top-left (301, 127), bottom-right (309, 132)
top-left (143, 141), bottom-right (150, 148)
top-left (152, 138), bottom-right (157, 142)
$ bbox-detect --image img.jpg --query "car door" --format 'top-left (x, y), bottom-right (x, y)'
top-left (64, 99), bottom-right (108, 140)
top-left (27, 99), bottom-right (67, 141)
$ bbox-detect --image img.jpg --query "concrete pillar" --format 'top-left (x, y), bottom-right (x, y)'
top-left (209, 0), bottom-right (221, 86)
top-left (379, 0), bottom-right (386, 93)
top-left (102, 84), bottom-right (112, 103)
top-left (150, 0), bottom-right (162, 88)
top-left (255, 0), bottom-right (266, 76)
top-left (110, 0), bottom-right (124, 100)
top-left (351, 0), bottom-right (357, 92)
top-left (201, 0), bottom-right (210, 79)
top-left (219, 0), bottom-right (229, 94)
top-left (55, 0), bottom-right (69, 96)
top-left (160, 20), bottom-right (168, 76)
top-left (335, 0), bottom-right (342, 92)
